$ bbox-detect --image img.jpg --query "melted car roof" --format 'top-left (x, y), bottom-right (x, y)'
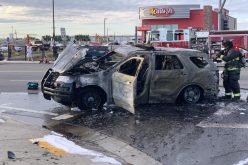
top-left (115, 45), bottom-right (203, 57)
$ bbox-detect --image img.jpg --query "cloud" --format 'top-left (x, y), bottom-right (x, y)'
top-left (0, 0), bottom-right (139, 11)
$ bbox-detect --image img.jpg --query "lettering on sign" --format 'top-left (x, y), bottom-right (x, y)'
top-left (149, 8), bottom-right (175, 17)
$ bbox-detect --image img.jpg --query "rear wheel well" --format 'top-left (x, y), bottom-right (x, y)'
top-left (177, 85), bottom-right (204, 103)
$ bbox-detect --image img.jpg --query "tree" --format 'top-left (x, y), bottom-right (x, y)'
top-left (54, 35), bottom-right (62, 42)
top-left (42, 35), bottom-right (67, 42)
top-left (75, 35), bottom-right (91, 42)
top-left (42, 35), bottom-right (52, 42)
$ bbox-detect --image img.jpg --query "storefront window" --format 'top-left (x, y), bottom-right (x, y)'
top-left (151, 31), bottom-right (160, 41)
top-left (166, 30), bottom-right (173, 41)
top-left (157, 25), bottom-right (163, 29)
top-left (164, 25), bottom-right (171, 30)
top-left (151, 25), bottom-right (157, 31)
top-left (172, 24), bottom-right (178, 30)
top-left (174, 30), bottom-right (184, 41)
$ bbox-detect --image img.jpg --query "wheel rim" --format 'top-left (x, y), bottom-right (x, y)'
top-left (183, 86), bottom-right (201, 103)
top-left (82, 92), bottom-right (101, 110)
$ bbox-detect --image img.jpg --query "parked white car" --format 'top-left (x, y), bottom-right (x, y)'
top-left (0, 46), bottom-right (8, 52)
top-left (14, 46), bottom-right (23, 52)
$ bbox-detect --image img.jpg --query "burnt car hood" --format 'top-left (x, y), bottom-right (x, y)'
top-left (52, 43), bottom-right (88, 73)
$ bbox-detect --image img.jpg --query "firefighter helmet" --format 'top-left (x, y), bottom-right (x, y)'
top-left (222, 40), bottom-right (233, 48)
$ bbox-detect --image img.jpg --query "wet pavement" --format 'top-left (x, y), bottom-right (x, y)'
top-left (0, 92), bottom-right (69, 126)
top-left (1, 89), bottom-right (248, 165)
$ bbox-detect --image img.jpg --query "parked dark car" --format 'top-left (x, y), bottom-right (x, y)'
top-left (43, 44), bottom-right (51, 51)
top-left (0, 51), bottom-right (4, 61)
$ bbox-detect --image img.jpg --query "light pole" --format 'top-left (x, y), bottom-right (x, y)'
top-left (52, 0), bottom-right (57, 60)
top-left (104, 18), bottom-right (107, 43)
top-left (218, 0), bottom-right (227, 30)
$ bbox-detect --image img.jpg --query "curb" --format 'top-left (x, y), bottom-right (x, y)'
top-left (45, 122), bottom-right (163, 165)
top-left (0, 114), bottom-right (125, 165)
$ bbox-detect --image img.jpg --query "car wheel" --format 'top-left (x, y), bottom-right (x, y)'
top-left (77, 88), bottom-right (105, 111)
top-left (182, 86), bottom-right (202, 104)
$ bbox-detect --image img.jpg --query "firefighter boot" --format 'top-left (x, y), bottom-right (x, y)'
top-left (233, 93), bottom-right (241, 101)
top-left (219, 95), bottom-right (232, 101)
top-left (233, 96), bottom-right (241, 101)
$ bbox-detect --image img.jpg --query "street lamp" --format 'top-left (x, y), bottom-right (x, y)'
top-left (52, 0), bottom-right (57, 60)
top-left (104, 18), bottom-right (107, 43)
top-left (218, 0), bottom-right (227, 30)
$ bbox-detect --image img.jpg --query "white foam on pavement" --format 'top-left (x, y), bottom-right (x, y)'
top-left (0, 119), bottom-right (5, 123)
top-left (214, 108), bottom-right (234, 116)
top-left (43, 133), bottom-right (122, 165)
top-left (233, 157), bottom-right (248, 165)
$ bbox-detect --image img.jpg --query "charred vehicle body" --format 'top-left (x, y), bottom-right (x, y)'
top-left (42, 43), bottom-right (219, 113)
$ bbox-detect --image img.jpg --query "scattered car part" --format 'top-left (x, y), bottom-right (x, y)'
top-left (7, 151), bottom-right (16, 160)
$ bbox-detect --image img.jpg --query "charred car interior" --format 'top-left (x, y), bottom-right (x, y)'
top-left (41, 43), bottom-right (219, 114)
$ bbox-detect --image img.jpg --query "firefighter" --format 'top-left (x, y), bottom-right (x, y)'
top-left (215, 40), bottom-right (242, 100)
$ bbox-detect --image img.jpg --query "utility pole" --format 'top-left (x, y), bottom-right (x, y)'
top-left (52, 0), bottom-right (57, 60)
top-left (104, 18), bottom-right (107, 43)
top-left (218, 0), bottom-right (227, 31)
top-left (107, 28), bottom-right (109, 43)
top-left (11, 26), bottom-right (14, 43)
top-left (135, 26), bottom-right (138, 44)
top-left (15, 30), bottom-right (17, 39)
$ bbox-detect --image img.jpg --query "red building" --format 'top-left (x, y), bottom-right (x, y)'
top-left (138, 4), bottom-right (237, 41)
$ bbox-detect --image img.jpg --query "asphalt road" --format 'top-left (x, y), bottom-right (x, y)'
top-left (0, 63), bottom-right (52, 92)
top-left (1, 63), bottom-right (248, 165)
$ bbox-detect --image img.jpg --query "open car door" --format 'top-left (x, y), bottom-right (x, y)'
top-left (112, 57), bottom-right (144, 114)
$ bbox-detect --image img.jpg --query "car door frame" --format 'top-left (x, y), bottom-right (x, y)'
top-left (149, 52), bottom-right (189, 103)
top-left (112, 56), bottom-right (144, 114)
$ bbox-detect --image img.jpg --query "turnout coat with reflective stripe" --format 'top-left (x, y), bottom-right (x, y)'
top-left (221, 48), bottom-right (241, 80)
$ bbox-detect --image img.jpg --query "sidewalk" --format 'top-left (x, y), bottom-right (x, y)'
top-left (0, 115), bottom-right (123, 165)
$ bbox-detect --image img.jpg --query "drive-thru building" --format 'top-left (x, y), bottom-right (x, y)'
top-left (137, 4), bottom-right (241, 53)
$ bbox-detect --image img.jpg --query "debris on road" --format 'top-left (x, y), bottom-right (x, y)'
top-left (7, 151), bottom-right (16, 160)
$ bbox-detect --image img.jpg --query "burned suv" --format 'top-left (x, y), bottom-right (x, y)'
top-left (42, 43), bottom-right (219, 114)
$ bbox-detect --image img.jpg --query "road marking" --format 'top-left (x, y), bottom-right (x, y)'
top-left (197, 122), bottom-right (248, 129)
top-left (9, 80), bottom-right (40, 82)
top-left (52, 114), bottom-right (75, 120)
top-left (0, 105), bottom-right (58, 116)
top-left (0, 71), bottom-right (44, 73)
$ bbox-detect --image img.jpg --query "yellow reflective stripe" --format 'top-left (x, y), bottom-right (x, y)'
top-left (225, 93), bottom-right (232, 96)
top-left (226, 68), bottom-right (240, 71)
top-left (226, 57), bottom-right (240, 63)
top-left (233, 93), bottom-right (241, 97)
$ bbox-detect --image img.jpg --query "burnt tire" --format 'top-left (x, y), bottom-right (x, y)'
top-left (77, 88), bottom-right (105, 111)
top-left (181, 86), bottom-right (202, 104)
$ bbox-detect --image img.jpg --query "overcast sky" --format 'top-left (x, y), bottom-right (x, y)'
top-left (0, 0), bottom-right (247, 38)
